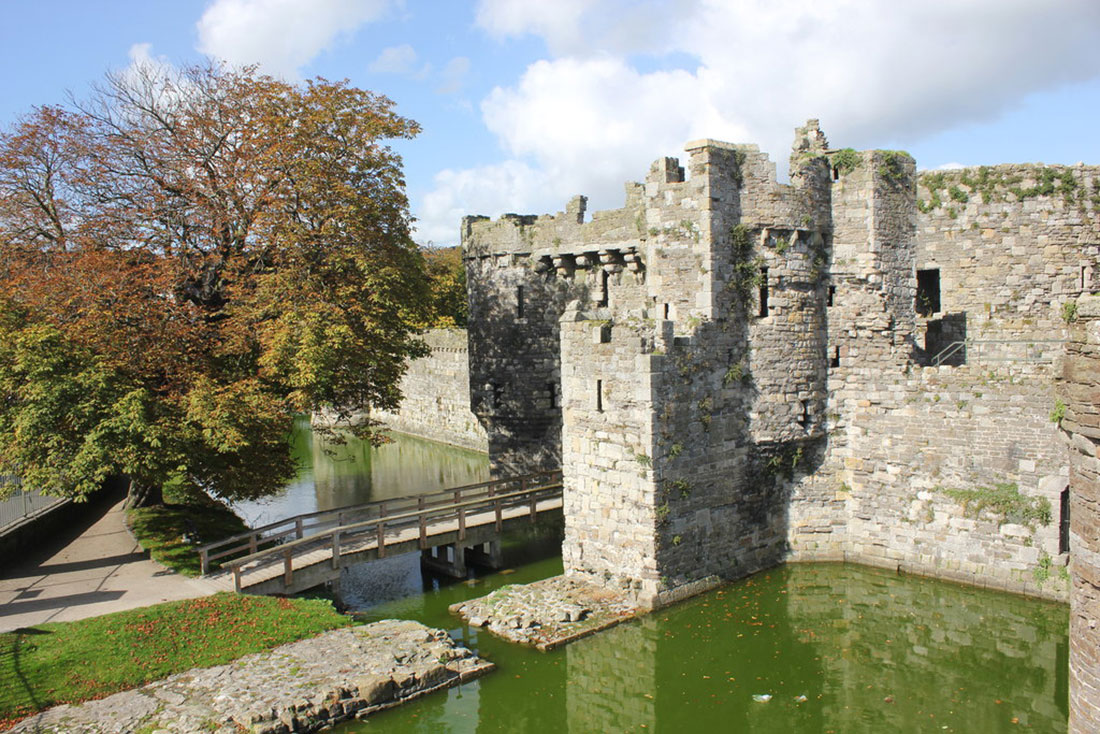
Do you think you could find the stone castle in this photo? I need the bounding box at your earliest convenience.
[381,120,1099,730]
[461,118,1096,607]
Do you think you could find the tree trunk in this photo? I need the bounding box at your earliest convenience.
[123,478,164,509]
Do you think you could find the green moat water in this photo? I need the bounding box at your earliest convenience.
[246,425,1069,732]
[341,562,1067,733]
[232,419,490,527]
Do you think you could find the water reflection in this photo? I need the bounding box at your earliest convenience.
[232,418,490,527]
[352,564,1068,734]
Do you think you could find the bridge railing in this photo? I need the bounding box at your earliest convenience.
[200,470,562,581]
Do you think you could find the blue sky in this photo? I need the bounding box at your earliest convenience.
[3,0,1099,245]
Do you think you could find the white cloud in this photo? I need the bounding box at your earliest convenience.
[474,0,591,54]
[415,161,553,244]
[368,44,430,78]
[197,0,394,78]
[436,56,471,95]
[416,0,1100,243]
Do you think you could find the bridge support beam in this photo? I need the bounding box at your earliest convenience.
[421,543,468,578]
[420,540,504,579]
[465,540,504,571]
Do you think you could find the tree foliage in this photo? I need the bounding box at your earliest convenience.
[0,62,430,506]
[421,245,468,328]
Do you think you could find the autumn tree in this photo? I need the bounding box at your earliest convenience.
[0,62,430,507]
[421,245,468,328]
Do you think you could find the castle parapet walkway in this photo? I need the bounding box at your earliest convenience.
[199,470,563,596]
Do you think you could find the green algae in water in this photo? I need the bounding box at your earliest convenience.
[338,563,1068,733]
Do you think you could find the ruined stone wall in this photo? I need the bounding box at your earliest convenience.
[463,193,646,476]
[789,156,1085,601]
[787,148,920,562]
[553,129,840,609]
[462,122,1099,617]
[1060,294,1100,734]
[832,366,1069,600]
[371,329,487,451]
[914,165,1100,364]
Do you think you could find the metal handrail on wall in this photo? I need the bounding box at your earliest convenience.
[929,339,1064,367]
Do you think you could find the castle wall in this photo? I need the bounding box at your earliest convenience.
[914,165,1099,363]
[820,366,1069,599]
[546,129,840,609]
[371,329,487,451]
[462,192,648,476]
[461,122,1099,616]
[1059,294,1100,733]
[786,158,1093,601]
[788,148,920,562]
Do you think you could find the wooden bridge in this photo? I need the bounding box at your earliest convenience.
[198,470,563,596]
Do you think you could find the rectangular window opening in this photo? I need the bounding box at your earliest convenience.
[516,285,525,318]
[830,346,840,368]
[663,302,670,320]
[598,270,610,307]
[758,267,770,318]
[1059,487,1071,555]
[797,399,810,427]
[596,379,604,413]
[916,268,940,316]
[827,285,836,307]
[548,382,558,409]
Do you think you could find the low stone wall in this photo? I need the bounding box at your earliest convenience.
[373,329,488,452]
[1060,295,1100,734]
[10,619,493,734]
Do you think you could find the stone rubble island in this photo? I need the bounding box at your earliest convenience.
[9,619,493,734]
[450,575,637,650]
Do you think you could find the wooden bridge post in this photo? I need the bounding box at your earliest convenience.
[490,485,502,531]
[199,548,209,575]
[233,565,242,593]
[331,531,341,569]
[418,496,427,548]
[295,517,303,539]
[283,549,293,585]
[377,522,386,558]
[526,477,537,522]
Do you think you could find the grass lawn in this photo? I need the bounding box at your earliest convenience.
[127,482,250,577]
[0,593,351,728]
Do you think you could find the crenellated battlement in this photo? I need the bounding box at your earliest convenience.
[460,118,1097,613]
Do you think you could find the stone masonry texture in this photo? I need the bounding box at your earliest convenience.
[1060,295,1100,734]
[459,120,1099,615]
[372,328,488,451]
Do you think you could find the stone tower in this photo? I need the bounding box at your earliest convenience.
[464,121,918,609]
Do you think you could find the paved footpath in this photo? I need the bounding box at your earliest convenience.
[0,495,221,633]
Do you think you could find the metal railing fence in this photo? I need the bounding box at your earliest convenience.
[0,481,65,533]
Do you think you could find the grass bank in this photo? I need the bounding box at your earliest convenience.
[0,593,351,728]
[127,482,249,577]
